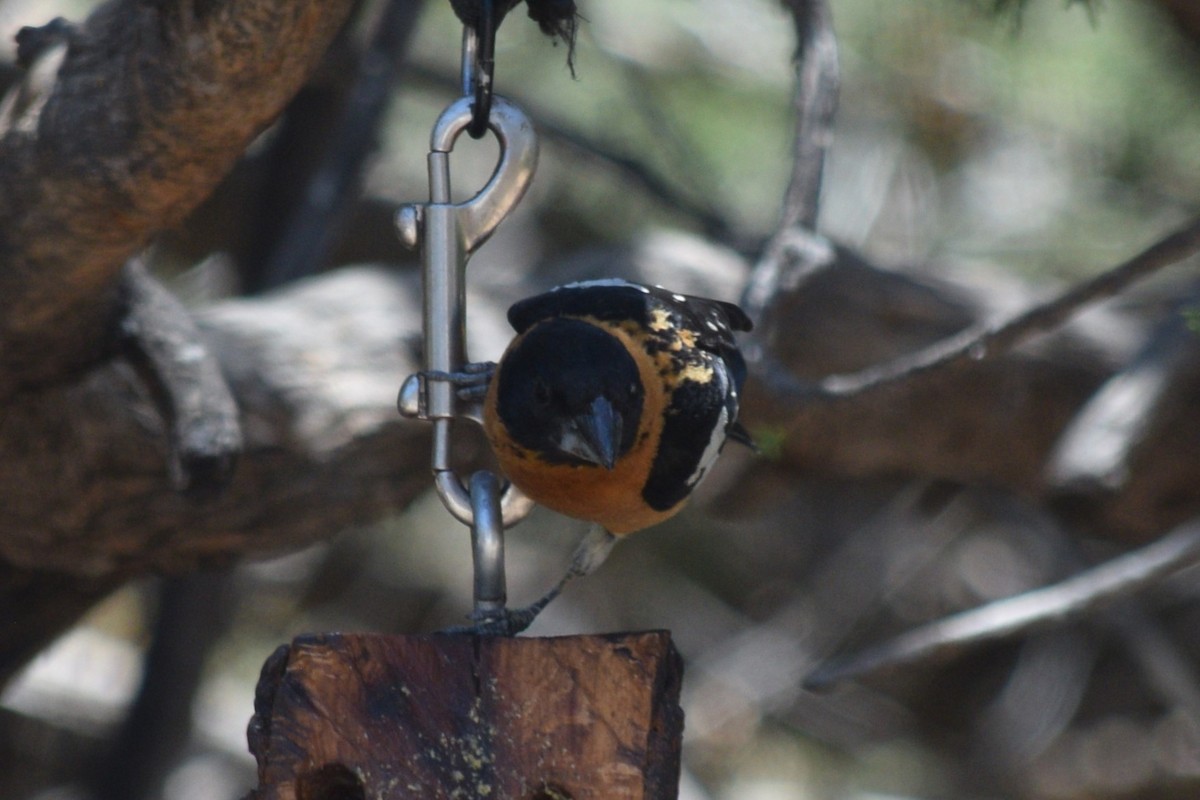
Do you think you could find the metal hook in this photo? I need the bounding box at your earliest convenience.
[461,3,496,140]
[395,95,538,535]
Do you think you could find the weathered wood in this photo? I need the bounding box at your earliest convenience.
[246,632,684,800]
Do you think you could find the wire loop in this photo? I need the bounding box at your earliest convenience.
[461,0,496,140]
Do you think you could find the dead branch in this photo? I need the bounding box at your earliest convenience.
[118,260,242,495]
[735,221,1200,540]
[258,0,425,290]
[0,268,443,681]
[1048,305,1200,493]
[741,0,839,323]
[789,217,1200,401]
[805,514,1200,689]
[776,0,839,235]
[0,0,358,394]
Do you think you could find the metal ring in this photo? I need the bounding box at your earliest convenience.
[436,469,535,529]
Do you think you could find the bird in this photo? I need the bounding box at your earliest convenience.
[468,278,754,632]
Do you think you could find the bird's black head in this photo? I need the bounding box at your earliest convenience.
[495,318,643,469]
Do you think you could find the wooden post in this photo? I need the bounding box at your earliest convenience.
[245,631,684,800]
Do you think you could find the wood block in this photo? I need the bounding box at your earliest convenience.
[245,631,684,800]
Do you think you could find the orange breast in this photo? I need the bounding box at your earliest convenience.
[483,322,683,535]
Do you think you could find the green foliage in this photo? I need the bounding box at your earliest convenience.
[1184,306,1200,334]
[984,0,1101,24]
[750,425,788,461]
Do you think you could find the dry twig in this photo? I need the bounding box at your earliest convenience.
[806,514,1200,688]
[776,0,839,234]
[759,217,1200,403]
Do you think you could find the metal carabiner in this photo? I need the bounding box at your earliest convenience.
[395,93,538,612]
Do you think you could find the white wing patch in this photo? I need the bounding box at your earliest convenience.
[687,405,728,489]
[686,366,732,488]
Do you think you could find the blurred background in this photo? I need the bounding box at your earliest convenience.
[2,0,1200,797]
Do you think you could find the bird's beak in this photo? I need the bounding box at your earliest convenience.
[560,396,622,469]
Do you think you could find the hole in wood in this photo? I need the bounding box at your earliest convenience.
[295,763,365,800]
[527,784,574,800]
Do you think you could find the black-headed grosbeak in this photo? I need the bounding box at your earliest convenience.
[475,279,754,628]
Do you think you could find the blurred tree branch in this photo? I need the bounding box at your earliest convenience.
[0,267,440,679]
[1145,0,1200,50]
[776,0,838,235]
[118,259,242,495]
[742,0,838,323]
[781,217,1200,402]
[806,514,1200,688]
[0,0,363,679]
[801,513,1200,690]
[0,0,358,393]
[737,219,1200,543]
[2,0,1200,706]
[256,0,427,291]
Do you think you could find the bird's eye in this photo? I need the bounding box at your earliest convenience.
[628,382,638,397]
[532,378,552,406]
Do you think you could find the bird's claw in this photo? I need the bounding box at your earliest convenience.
[466,606,542,637]
[424,361,495,402]
[440,578,569,637]
[440,604,540,637]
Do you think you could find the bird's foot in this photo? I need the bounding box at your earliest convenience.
[438,527,616,637]
[424,361,495,402]
[441,582,566,637]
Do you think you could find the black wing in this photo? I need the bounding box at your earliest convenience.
[510,280,751,338]
[641,285,752,394]
[507,280,656,333]
[507,279,754,393]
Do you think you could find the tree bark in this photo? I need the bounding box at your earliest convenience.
[0,267,452,679]
[0,0,359,394]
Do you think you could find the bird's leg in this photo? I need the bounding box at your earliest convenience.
[455,526,618,637]
[424,361,495,402]
[726,420,758,452]
[565,524,619,578]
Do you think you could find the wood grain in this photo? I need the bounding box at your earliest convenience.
[247,632,684,800]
